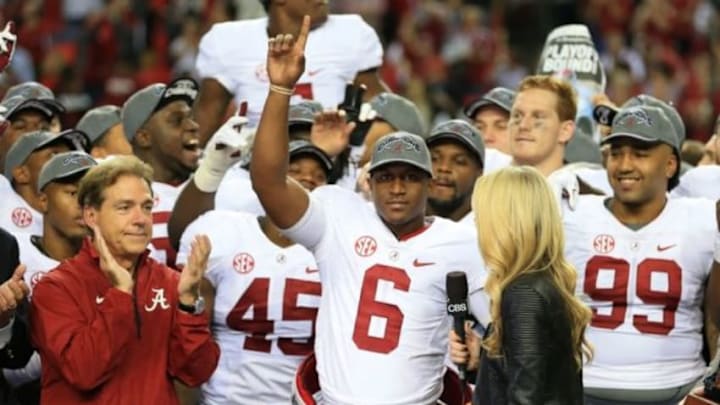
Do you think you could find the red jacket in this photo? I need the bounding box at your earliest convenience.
[30,238,220,404]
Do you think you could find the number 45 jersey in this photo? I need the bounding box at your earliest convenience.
[564,195,716,390]
[178,211,321,405]
[283,186,488,405]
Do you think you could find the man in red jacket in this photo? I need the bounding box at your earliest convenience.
[30,155,219,404]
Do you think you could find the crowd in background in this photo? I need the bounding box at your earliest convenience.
[2,0,720,141]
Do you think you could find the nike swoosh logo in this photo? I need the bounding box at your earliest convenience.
[413,259,435,267]
[657,244,676,252]
[305,267,320,274]
[96,296,105,304]
[307,69,322,76]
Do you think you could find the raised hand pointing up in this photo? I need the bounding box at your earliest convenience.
[266,15,311,91]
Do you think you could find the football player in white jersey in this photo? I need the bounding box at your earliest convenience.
[564,105,716,404]
[1,130,87,236]
[5,151,97,395]
[0,83,67,235]
[177,140,332,404]
[425,120,484,227]
[194,0,386,144]
[122,78,201,267]
[251,18,486,404]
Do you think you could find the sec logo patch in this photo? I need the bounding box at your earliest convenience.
[354,236,377,257]
[593,234,615,254]
[11,207,32,228]
[233,253,255,274]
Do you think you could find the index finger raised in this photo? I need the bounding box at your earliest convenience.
[295,15,311,52]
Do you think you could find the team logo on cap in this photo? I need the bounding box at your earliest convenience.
[233,253,255,274]
[11,207,32,228]
[618,109,653,128]
[377,136,421,154]
[62,154,94,167]
[164,79,198,100]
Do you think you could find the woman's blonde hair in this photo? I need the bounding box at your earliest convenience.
[472,166,592,367]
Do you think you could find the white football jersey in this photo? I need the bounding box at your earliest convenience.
[16,235,59,299]
[214,165,264,215]
[564,195,715,389]
[484,148,512,174]
[150,181,184,267]
[177,211,321,405]
[458,211,475,228]
[561,162,612,195]
[671,165,720,200]
[0,177,42,236]
[283,186,488,404]
[196,14,383,126]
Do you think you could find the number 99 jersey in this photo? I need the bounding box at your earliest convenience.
[563,195,716,390]
[178,211,321,404]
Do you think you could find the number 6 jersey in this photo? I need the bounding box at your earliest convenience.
[563,195,716,390]
[283,186,488,405]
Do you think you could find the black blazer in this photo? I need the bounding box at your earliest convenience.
[0,228,33,368]
[0,228,36,405]
[474,272,584,405]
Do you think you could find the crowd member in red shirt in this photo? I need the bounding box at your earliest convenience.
[29,155,219,404]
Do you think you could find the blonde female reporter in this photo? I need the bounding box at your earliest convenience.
[451,166,592,404]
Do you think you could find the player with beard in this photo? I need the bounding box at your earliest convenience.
[122,78,201,267]
[194,0,386,143]
[426,120,484,227]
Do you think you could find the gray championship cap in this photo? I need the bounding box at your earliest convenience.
[1,81,65,120]
[37,151,97,192]
[426,119,485,166]
[288,100,323,127]
[76,105,124,144]
[370,93,427,137]
[121,77,198,141]
[463,87,516,118]
[565,116,602,164]
[602,105,679,152]
[4,129,89,179]
[288,140,333,174]
[622,94,685,145]
[368,131,432,176]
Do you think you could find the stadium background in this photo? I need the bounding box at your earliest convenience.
[2,0,718,142]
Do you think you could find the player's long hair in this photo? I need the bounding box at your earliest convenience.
[472,166,592,368]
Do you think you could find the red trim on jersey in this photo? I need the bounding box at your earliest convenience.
[397,219,433,242]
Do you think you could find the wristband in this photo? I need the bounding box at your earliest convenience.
[269,84,294,96]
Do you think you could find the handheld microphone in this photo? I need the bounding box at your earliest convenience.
[446,271,469,381]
